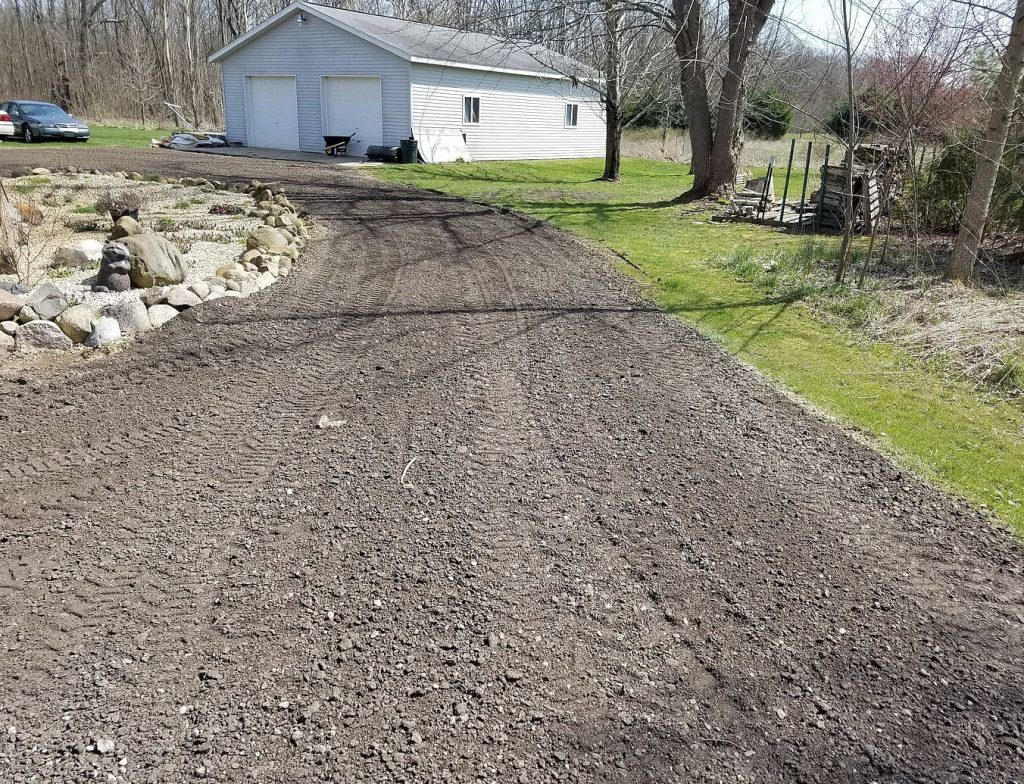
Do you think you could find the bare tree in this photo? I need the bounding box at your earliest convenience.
[947,0,1024,281]
[671,0,776,198]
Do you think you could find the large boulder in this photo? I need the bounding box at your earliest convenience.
[0,331,13,351]
[120,234,190,288]
[245,226,289,254]
[147,304,179,328]
[15,320,74,352]
[84,317,122,348]
[108,296,151,334]
[0,290,24,321]
[25,281,69,320]
[51,239,103,269]
[110,216,143,239]
[56,302,103,344]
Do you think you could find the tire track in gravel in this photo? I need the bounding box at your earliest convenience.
[0,149,1021,783]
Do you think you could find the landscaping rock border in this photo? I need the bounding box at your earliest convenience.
[0,172,309,357]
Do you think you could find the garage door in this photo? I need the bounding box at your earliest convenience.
[322,76,382,157]
[247,76,299,151]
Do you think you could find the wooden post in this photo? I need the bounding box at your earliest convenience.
[778,137,796,226]
[814,143,832,234]
[796,141,813,234]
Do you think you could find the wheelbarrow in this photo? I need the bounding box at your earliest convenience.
[323,134,356,157]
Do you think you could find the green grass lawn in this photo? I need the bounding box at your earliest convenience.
[2,125,167,149]
[374,157,1024,535]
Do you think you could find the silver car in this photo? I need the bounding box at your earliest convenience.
[0,101,90,142]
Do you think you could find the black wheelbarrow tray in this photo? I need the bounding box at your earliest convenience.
[323,135,355,157]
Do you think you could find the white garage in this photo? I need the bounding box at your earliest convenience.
[245,76,299,150]
[321,76,382,157]
[209,1,605,161]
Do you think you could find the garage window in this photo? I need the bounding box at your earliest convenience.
[463,96,480,124]
[564,103,579,127]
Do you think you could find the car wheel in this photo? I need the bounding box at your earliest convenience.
[23,125,34,143]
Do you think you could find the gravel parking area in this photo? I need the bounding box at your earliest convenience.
[0,148,1021,783]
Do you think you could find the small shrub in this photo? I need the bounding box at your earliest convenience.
[154,216,178,232]
[209,203,244,216]
[72,204,97,214]
[49,266,75,279]
[70,219,103,233]
[95,188,145,221]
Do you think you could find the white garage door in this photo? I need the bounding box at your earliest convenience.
[247,76,299,151]
[322,76,382,157]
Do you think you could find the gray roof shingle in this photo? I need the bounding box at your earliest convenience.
[308,3,596,79]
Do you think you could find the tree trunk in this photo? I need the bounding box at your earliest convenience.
[947,0,1024,282]
[601,0,622,182]
[673,0,776,199]
[835,0,857,283]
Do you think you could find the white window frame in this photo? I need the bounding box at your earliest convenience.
[463,96,480,125]
[564,103,579,128]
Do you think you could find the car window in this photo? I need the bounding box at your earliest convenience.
[21,102,68,119]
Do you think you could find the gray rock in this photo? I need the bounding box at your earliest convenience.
[245,226,290,253]
[110,215,143,239]
[15,320,74,352]
[0,290,24,321]
[52,239,103,269]
[206,277,227,292]
[140,287,167,307]
[255,272,275,290]
[56,303,103,343]
[1,320,17,336]
[166,287,202,309]
[189,281,211,300]
[148,304,179,328]
[0,282,29,295]
[0,331,13,350]
[238,277,260,296]
[121,234,190,288]
[109,296,151,334]
[17,305,39,324]
[84,317,122,348]
[25,281,68,320]
[95,738,115,755]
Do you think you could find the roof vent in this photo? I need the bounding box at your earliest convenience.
[296,12,306,24]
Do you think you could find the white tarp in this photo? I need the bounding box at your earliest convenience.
[412,127,472,164]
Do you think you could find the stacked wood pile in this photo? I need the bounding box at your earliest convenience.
[816,166,881,233]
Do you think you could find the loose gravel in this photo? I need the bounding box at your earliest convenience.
[0,148,1021,783]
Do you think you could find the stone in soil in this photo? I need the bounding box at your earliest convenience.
[25,281,68,320]
[84,316,122,348]
[15,320,74,352]
[147,303,179,328]
[109,296,151,334]
[0,290,23,321]
[56,302,103,343]
[52,239,103,269]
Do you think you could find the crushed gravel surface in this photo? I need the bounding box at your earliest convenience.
[0,148,1021,783]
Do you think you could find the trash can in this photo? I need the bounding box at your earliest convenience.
[400,138,418,164]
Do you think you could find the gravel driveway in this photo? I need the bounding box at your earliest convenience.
[1,149,1021,782]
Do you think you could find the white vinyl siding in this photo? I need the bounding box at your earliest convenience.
[219,11,410,152]
[410,63,604,161]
